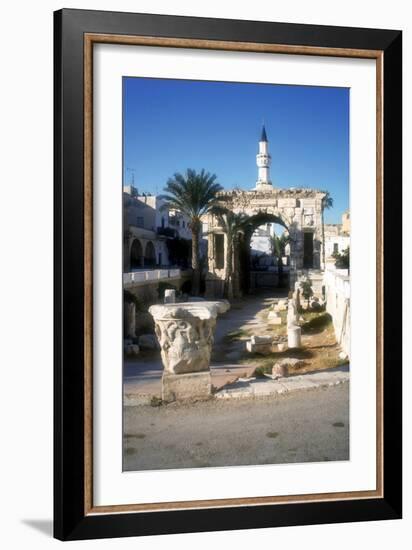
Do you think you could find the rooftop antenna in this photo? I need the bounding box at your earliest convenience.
[126,167,136,186]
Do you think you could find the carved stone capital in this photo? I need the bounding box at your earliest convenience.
[149,301,230,375]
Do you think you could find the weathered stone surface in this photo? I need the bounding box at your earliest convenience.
[246,334,287,354]
[164,288,176,304]
[149,301,230,375]
[138,334,158,350]
[246,335,273,355]
[287,325,302,348]
[162,371,212,403]
[250,335,272,344]
[277,357,306,369]
[287,300,299,327]
[272,363,288,379]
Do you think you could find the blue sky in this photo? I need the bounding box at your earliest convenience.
[123,77,349,224]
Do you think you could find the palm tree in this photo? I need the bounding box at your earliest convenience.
[209,207,250,299]
[270,232,290,259]
[161,169,222,295]
[270,232,291,287]
[321,191,333,268]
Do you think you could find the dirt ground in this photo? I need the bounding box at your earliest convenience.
[215,293,347,377]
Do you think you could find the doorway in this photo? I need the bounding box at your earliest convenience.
[303,232,314,268]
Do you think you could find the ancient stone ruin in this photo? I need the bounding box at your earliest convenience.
[149,301,230,402]
[205,187,326,298]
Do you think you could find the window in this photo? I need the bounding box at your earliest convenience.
[333,243,339,254]
[136,216,144,228]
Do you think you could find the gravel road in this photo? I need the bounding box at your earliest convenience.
[123,383,349,471]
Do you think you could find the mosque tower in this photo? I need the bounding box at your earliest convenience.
[255,124,273,190]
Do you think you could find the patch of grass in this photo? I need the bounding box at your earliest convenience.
[242,347,315,371]
[223,328,249,344]
[254,365,272,378]
[301,313,332,335]
[150,396,163,407]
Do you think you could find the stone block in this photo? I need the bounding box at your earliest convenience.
[272,363,288,379]
[162,371,212,403]
[268,316,282,325]
[278,198,297,208]
[246,340,273,355]
[164,289,176,304]
[250,335,273,344]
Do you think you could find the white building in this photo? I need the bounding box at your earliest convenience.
[123,190,172,271]
[324,212,350,263]
[168,209,192,240]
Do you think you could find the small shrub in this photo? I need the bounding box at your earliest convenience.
[300,277,313,309]
[254,365,272,378]
[332,247,350,269]
[150,396,163,407]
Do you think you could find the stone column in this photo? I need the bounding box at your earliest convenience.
[287,300,299,327]
[288,325,302,349]
[125,302,136,339]
[149,300,230,402]
[164,289,176,304]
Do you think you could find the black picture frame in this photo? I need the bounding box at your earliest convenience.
[54,8,402,541]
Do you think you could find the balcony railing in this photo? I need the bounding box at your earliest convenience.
[123,268,184,286]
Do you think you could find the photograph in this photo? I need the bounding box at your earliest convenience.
[122,77,351,472]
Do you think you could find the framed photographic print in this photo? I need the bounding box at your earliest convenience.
[54,8,402,541]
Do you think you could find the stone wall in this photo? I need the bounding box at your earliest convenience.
[205,187,326,297]
[324,266,350,358]
[124,269,192,335]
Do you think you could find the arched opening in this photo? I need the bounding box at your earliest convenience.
[144,241,156,267]
[130,239,143,270]
[239,212,291,293]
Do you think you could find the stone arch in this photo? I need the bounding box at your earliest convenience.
[205,188,325,297]
[243,211,291,291]
[144,241,156,267]
[130,238,143,269]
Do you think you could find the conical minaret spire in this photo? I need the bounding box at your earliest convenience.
[255,124,273,190]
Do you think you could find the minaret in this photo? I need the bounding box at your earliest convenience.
[255,124,273,190]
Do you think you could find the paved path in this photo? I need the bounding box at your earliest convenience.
[123,383,349,471]
[216,365,349,399]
